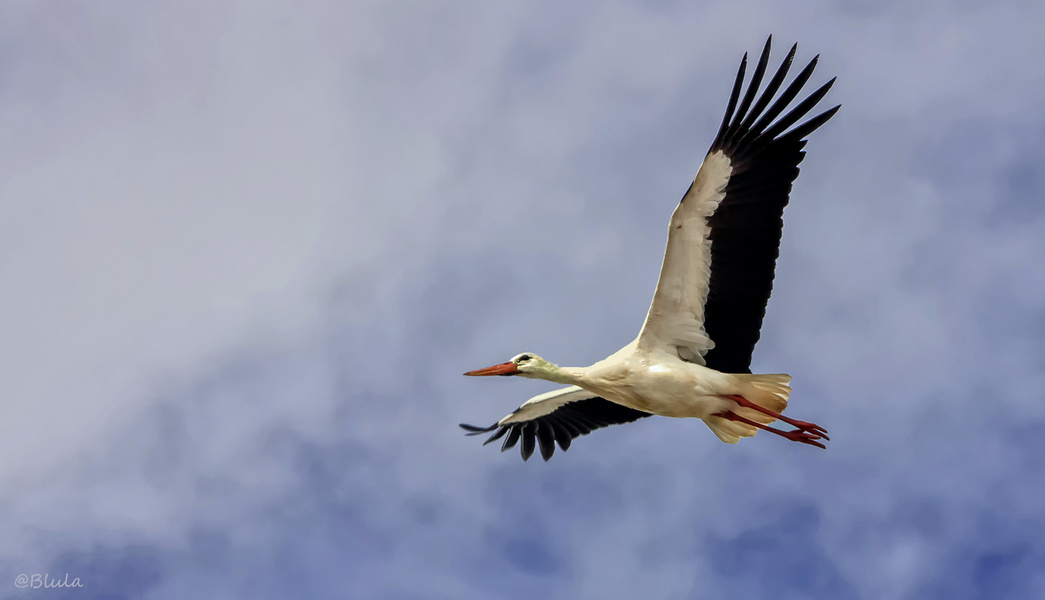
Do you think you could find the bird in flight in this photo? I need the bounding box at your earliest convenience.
[461,36,839,461]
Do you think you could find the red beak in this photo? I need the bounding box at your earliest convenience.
[463,361,519,376]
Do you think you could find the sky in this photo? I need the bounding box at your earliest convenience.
[2,1,1044,598]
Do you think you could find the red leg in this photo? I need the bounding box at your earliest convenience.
[722,394,829,440]
[715,410,827,449]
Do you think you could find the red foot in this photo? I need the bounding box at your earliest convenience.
[715,410,827,449]
[722,394,829,440]
[779,428,827,450]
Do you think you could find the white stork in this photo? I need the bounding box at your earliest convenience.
[461,36,838,461]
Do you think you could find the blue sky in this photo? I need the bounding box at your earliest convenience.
[2,1,1044,598]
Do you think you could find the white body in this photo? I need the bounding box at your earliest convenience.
[564,342,736,419]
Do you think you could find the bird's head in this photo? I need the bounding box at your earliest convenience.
[463,353,555,379]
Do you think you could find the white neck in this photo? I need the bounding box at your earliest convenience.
[527,364,585,386]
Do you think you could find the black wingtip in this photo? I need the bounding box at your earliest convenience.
[464,397,654,462]
[805,55,820,75]
[726,38,774,144]
[520,425,536,461]
[536,424,556,461]
[459,422,497,435]
[483,426,510,446]
[501,426,521,452]
[713,52,750,149]
[780,103,841,142]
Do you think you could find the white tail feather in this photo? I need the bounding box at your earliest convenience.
[704,415,755,443]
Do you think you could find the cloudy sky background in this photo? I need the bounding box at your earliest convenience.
[2,1,1044,598]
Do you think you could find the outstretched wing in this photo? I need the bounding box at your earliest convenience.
[460,386,651,461]
[635,36,839,373]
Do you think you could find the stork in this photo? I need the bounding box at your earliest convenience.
[461,36,838,461]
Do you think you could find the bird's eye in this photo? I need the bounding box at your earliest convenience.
[517,354,532,362]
